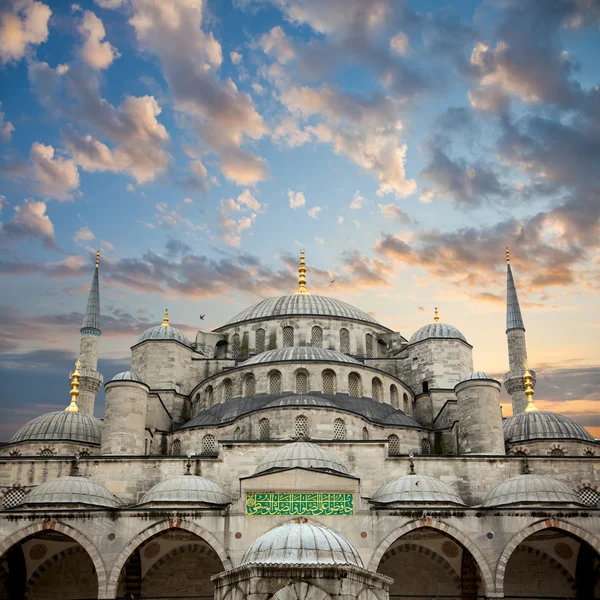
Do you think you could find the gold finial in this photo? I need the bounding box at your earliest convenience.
[65,359,81,413]
[297,250,308,295]
[434,307,439,323]
[95,249,100,267]
[505,246,510,264]
[523,361,538,413]
[161,309,170,327]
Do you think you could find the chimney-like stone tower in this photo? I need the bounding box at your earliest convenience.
[76,250,104,415]
[503,248,535,415]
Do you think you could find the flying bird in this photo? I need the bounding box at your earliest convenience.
[199,314,205,320]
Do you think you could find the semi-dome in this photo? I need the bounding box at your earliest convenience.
[409,322,467,344]
[241,522,363,566]
[17,476,120,508]
[110,371,144,383]
[481,474,583,507]
[459,371,494,383]
[11,411,101,445]
[138,475,230,506]
[243,347,360,366]
[218,294,383,328]
[371,474,465,505]
[255,441,348,475]
[503,411,594,443]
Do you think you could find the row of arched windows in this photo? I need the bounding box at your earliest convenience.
[387,435,431,456]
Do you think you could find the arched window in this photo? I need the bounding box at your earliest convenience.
[268,370,282,395]
[234,427,241,440]
[377,339,387,357]
[584,449,595,457]
[255,328,266,354]
[78,451,90,457]
[348,372,362,397]
[242,374,256,398]
[578,487,600,507]
[362,427,369,440]
[365,333,374,358]
[311,326,323,347]
[295,415,308,439]
[206,386,214,407]
[295,370,309,394]
[259,418,270,440]
[422,381,429,393]
[371,377,383,402]
[339,328,350,354]
[388,434,400,456]
[421,438,431,455]
[222,379,233,403]
[403,392,409,413]
[283,326,294,347]
[322,369,336,395]
[390,384,399,408]
[2,488,27,509]
[202,434,217,455]
[550,448,565,457]
[215,340,227,358]
[39,448,53,457]
[231,333,241,358]
[333,418,346,440]
[172,439,181,455]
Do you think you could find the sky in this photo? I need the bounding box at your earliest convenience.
[0,0,599,440]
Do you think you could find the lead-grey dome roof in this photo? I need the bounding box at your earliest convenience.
[459,371,493,383]
[138,475,231,506]
[138,324,191,347]
[409,322,467,344]
[244,347,360,366]
[481,474,583,507]
[11,411,101,445]
[110,371,144,383]
[17,476,120,508]
[255,441,348,475]
[503,411,594,443]
[219,294,381,328]
[371,474,465,505]
[241,522,363,566]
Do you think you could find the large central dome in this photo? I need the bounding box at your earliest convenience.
[217,294,381,329]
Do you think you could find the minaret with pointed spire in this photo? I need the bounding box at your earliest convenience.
[503,247,535,415]
[76,250,104,415]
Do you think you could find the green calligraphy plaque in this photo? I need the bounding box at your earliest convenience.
[245,492,354,516]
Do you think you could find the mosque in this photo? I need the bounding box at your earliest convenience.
[0,248,598,600]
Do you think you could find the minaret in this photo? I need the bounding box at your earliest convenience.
[76,250,104,415]
[503,247,535,415]
[297,250,308,295]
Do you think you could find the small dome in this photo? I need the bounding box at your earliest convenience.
[11,411,101,445]
[138,475,231,505]
[459,371,493,383]
[138,324,191,347]
[18,476,120,508]
[110,371,144,383]
[241,522,363,566]
[244,347,360,366]
[482,474,583,507]
[371,474,464,505]
[409,323,467,344]
[503,411,594,443]
[255,442,348,475]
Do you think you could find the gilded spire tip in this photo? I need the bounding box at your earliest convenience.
[434,307,439,323]
[297,250,308,295]
[65,359,81,413]
[95,249,100,268]
[161,308,170,327]
[523,361,537,413]
[505,246,510,264]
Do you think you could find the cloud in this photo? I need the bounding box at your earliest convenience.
[93,0,124,8]
[338,249,393,289]
[288,189,306,209]
[0,199,57,249]
[78,10,120,70]
[259,26,296,63]
[74,226,94,245]
[307,206,321,219]
[0,0,51,64]
[30,142,80,200]
[315,236,325,245]
[230,51,242,65]
[218,190,264,247]
[349,190,365,210]
[0,103,15,141]
[390,32,409,55]
[378,203,410,222]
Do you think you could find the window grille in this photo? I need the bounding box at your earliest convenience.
[259,418,270,440]
[255,328,266,354]
[39,449,53,457]
[372,378,382,402]
[2,488,27,509]
[243,374,256,398]
[78,451,90,457]
[362,427,369,440]
[322,370,336,395]
[234,427,241,440]
[295,415,308,439]
[348,373,361,397]
[390,385,399,409]
[421,438,431,455]
[333,418,346,440]
[584,450,595,457]
[550,448,565,457]
[296,371,308,394]
[311,326,323,347]
[578,487,600,507]
[283,326,294,347]
[388,435,400,456]
[340,328,350,354]
[365,334,374,358]
[231,333,241,358]
[202,434,217,455]
[513,450,527,457]
[206,386,214,406]
[222,379,233,403]
[172,439,181,455]
[269,370,282,395]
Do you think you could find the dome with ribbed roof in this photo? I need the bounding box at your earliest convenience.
[459,371,494,383]
[138,324,191,347]
[244,347,360,366]
[371,474,465,505]
[503,411,594,443]
[481,474,583,507]
[241,522,363,566]
[138,475,231,506]
[17,476,120,508]
[110,371,145,383]
[255,442,348,475]
[11,411,101,445]
[409,322,467,344]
